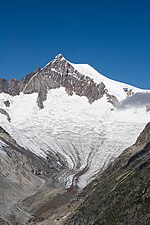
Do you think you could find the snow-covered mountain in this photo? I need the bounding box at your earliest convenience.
[0,54,150,190]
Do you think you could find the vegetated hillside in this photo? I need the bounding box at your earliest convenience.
[65,122,150,225]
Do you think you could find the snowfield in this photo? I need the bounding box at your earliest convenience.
[0,62,149,189]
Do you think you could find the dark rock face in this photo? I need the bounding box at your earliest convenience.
[37,86,47,109]
[0,54,106,108]
[135,122,150,147]
[123,87,134,96]
[4,100,10,107]
[0,108,11,122]
[0,78,20,96]
[0,79,9,94]
[0,218,10,225]
[106,93,119,107]
[65,122,150,225]
[41,54,106,104]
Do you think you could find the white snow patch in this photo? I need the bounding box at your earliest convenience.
[71,63,148,101]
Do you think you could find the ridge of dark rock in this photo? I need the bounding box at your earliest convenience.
[23,54,107,107]
[0,108,11,122]
[0,55,107,108]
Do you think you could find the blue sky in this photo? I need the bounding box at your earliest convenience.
[0,0,150,89]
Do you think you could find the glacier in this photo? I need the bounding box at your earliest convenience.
[0,55,149,189]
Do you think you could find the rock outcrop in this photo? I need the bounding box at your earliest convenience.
[0,78,20,96]
[0,54,106,108]
[106,92,119,107]
[0,108,11,122]
[3,100,10,107]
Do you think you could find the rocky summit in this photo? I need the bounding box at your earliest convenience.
[0,54,150,224]
[0,54,106,109]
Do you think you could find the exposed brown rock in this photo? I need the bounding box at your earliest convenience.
[106,93,119,107]
[0,54,106,109]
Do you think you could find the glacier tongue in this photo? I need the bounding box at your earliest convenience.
[0,86,149,188]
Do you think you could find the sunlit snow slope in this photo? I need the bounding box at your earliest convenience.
[0,57,149,189]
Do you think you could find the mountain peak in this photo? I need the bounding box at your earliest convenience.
[54,53,65,60]
[44,53,65,68]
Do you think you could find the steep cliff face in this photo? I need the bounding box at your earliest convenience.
[0,70,40,96]
[23,54,107,108]
[0,78,20,96]
[0,54,106,109]
[65,122,150,225]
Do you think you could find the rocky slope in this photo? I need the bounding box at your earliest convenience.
[65,122,150,225]
[0,126,68,224]
[0,54,106,109]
